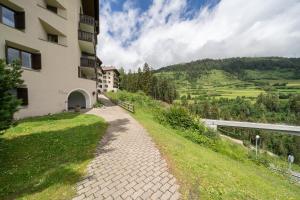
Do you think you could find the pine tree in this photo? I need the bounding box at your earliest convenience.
[0,60,23,131]
[142,63,152,95]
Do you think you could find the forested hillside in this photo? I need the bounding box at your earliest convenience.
[153,57,300,164]
[155,57,300,100]
[157,57,300,80]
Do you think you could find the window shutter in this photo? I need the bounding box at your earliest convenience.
[15,12,25,29]
[32,53,41,70]
[17,88,28,106]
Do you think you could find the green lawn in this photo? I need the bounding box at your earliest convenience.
[0,113,107,200]
[133,107,300,200]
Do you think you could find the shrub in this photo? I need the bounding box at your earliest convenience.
[248,151,271,167]
[93,101,103,108]
[160,106,201,131]
[203,126,219,139]
[0,60,23,131]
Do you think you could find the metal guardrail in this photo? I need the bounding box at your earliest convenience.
[80,57,96,68]
[80,14,95,26]
[78,30,95,43]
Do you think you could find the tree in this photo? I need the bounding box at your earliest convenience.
[118,66,178,104]
[0,59,23,131]
[289,94,300,114]
[142,63,152,95]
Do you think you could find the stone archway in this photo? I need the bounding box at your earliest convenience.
[67,89,91,110]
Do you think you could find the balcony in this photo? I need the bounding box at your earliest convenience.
[78,30,95,42]
[79,14,96,33]
[80,57,96,68]
[78,67,96,81]
[78,30,95,54]
[113,83,119,88]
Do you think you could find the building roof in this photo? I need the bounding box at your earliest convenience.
[102,66,120,75]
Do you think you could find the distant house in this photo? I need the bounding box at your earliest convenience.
[98,66,120,93]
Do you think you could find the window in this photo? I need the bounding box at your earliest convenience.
[0,5,25,29]
[46,5,58,14]
[17,88,28,106]
[21,51,32,68]
[1,5,15,27]
[10,88,28,106]
[7,47,20,63]
[6,47,41,70]
[47,34,58,43]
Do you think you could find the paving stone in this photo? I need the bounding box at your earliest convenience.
[151,190,163,199]
[72,95,180,200]
[160,183,171,193]
[161,191,173,200]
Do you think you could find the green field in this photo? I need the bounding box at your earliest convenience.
[156,69,300,100]
[0,113,107,200]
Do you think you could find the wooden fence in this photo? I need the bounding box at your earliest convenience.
[113,100,135,113]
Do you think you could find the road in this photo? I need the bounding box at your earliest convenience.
[202,119,300,136]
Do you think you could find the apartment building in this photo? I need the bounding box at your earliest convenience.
[98,66,120,93]
[0,0,101,118]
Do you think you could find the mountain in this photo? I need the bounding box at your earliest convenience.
[155,57,300,99]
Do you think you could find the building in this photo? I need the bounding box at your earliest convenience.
[0,0,101,118]
[98,66,120,92]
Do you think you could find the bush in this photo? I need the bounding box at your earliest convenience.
[248,151,271,167]
[0,60,23,131]
[93,101,103,108]
[158,106,220,140]
[159,106,202,131]
[203,126,219,139]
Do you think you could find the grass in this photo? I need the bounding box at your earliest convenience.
[108,91,300,200]
[156,70,300,100]
[0,112,107,200]
[136,108,300,200]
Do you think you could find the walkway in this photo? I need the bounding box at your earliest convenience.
[73,95,180,200]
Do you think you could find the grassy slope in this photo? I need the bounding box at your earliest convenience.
[134,107,300,200]
[156,69,300,99]
[0,113,107,200]
[107,91,300,199]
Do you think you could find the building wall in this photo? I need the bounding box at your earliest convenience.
[0,0,98,118]
[98,69,119,92]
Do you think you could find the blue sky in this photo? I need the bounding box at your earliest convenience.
[109,0,220,17]
[98,0,300,70]
[104,0,220,45]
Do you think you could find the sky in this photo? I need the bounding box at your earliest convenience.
[97,0,300,71]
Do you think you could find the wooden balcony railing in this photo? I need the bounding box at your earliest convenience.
[80,14,95,26]
[78,30,95,43]
[80,57,96,68]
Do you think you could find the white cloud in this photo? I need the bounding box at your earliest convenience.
[97,0,300,71]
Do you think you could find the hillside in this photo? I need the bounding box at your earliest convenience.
[107,91,300,200]
[155,57,300,99]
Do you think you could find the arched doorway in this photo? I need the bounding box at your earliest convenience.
[67,89,91,110]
